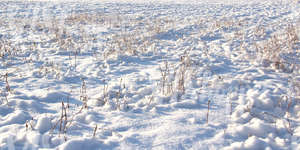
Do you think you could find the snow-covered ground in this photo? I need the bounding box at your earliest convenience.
[0,0,299,149]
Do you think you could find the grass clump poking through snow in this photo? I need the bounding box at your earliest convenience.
[0,73,11,105]
[254,24,299,72]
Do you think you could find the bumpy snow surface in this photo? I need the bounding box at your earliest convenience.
[0,0,300,149]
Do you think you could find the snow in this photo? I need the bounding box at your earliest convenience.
[0,0,300,149]
[36,115,52,134]
[59,138,112,150]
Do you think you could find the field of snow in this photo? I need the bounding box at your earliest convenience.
[0,0,300,149]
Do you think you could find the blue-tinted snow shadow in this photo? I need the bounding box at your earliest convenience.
[200,33,223,42]
[0,106,14,116]
[13,91,81,105]
[153,29,184,41]
[8,99,56,114]
[37,91,81,104]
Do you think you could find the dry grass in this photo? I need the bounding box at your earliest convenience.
[80,78,88,110]
[159,60,171,96]
[25,119,34,131]
[49,101,69,141]
[0,73,11,105]
[253,24,299,72]
[97,80,109,106]
[93,124,98,137]
[207,100,211,124]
